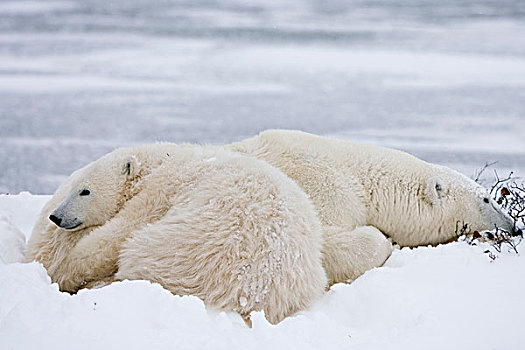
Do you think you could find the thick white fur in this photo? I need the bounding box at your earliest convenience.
[26,145,327,324]
[26,143,182,282]
[228,130,514,250]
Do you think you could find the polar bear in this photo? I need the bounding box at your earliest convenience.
[228,130,517,251]
[26,145,327,325]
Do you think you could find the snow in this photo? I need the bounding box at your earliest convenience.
[1,193,525,349]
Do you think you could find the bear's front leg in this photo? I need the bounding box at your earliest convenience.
[56,190,172,293]
[55,216,127,293]
[322,225,393,286]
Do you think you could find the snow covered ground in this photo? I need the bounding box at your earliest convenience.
[2,193,525,350]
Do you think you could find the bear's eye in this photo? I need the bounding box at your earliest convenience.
[483,197,490,203]
[79,189,91,196]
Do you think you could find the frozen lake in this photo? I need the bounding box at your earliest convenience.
[1,0,525,194]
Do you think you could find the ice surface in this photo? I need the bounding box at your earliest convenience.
[0,1,76,15]
[1,0,525,194]
[2,193,525,349]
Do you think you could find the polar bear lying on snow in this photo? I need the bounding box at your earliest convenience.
[26,145,328,324]
[229,130,516,251]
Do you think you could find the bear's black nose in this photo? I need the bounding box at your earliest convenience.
[49,214,62,226]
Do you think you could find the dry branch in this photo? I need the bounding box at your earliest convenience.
[462,166,525,259]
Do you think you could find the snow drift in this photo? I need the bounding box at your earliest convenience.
[1,192,524,350]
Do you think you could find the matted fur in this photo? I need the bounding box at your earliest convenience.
[26,145,327,324]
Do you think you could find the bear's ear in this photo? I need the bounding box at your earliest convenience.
[424,177,444,206]
[121,156,139,180]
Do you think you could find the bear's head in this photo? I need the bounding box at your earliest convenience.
[48,152,141,231]
[424,166,518,236]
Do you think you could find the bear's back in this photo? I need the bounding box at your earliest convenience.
[117,148,327,325]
